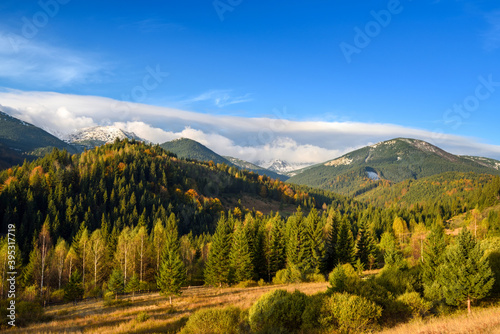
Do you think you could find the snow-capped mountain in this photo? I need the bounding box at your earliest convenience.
[66,126,145,148]
[257,159,314,175]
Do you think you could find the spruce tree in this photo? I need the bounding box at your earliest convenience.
[157,213,186,304]
[336,218,354,265]
[355,225,374,268]
[205,215,233,287]
[301,208,325,274]
[267,216,286,281]
[439,229,494,314]
[230,221,254,283]
[421,223,446,300]
[64,270,84,304]
[126,273,140,298]
[108,269,124,300]
[323,209,340,274]
[285,207,304,267]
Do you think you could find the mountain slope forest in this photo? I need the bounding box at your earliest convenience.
[288,138,500,196]
[1,139,500,332]
[160,137,287,181]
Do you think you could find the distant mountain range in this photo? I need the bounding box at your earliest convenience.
[0,110,78,169]
[160,138,287,181]
[2,110,500,197]
[287,138,500,195]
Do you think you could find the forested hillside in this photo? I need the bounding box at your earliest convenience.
[1,139,500,332]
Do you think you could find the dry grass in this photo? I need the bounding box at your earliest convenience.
[378,305,500,334]
[6,281,500,333]
[6,282,328,333]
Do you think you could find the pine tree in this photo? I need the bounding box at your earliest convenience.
[336,218,354,265]
[157,213,186,304]
[64,270,84,304]
[323,209,340,274]
[204,215,233,287]
[230,221,254,283]
[301,208,325,274]
[285,207,304,267]
[125,273,140,298]
[421,223,446,300]
[108,269,124,300]
[266,216,286,281]
[355,225,374,267]
[439,229,494,314]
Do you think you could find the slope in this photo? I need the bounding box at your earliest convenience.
[0,110,78,168]
[67,125,145,149]
[287,138,500,196]
[160,138,287,180]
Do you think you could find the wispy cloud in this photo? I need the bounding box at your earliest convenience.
[482,11,500,51]
[1,89,500,164]
[0,31,106,86]
[184,89,253,108]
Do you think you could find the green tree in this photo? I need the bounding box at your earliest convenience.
[205,215,233,287]
[108,269,124,300]
[157,213,186,304]
[64,270,84,304]
[337,218,354,265]
[301,208,325,274]
[125,273,140,298]
[230,221,254,283]
[285,207,304,267]
[323,209,340,274]
[266,216,286,281]
[439,229,494,314]
[355,225,374,268]
[421,223,446,300]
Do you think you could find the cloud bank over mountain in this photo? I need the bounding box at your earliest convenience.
[1,89,500,164]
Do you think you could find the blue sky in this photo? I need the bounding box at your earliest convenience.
[1,0,500,163]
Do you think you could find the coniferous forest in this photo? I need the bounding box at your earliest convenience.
[1,139,500,332]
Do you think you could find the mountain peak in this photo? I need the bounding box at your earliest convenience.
[67,125,144,148]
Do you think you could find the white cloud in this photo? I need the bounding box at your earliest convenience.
[1,89,500,163]
[0,31,104,86]
[184,89,253,108]
[483,11,500,51]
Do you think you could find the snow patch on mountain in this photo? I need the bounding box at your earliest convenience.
[66,126,145,146]
[257,159,314,174]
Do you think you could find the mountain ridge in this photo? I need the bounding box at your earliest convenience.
[287,137,500,195]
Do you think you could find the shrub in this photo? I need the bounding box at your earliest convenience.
[248,289,307,333]
[302,292,327,330]
[305,273,326,283]
[328,264,359,293]
[0,300,46,328]
[272,265,303,284]
[396,292,432,318]
[136,311,150,322]
[180,306,246,334]
[322,292,382,333]
[50,289,65,303]
[258,278,266,287]
[235,280,258,288]
[375,265,419,296]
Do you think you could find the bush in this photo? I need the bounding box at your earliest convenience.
[305,273,326,283]
[302,292,327,330]
[258,278,266,287]
[396,292,432,318]
[375,265,419,296]
[0,300,46,328]
[272,265,303,284]
[50,289,65,303]
[328,264,359,293]
[322,292,382,333]
[248,289,307,333]
[180,306,246,334]
[136,311,150,322]
[235,280,258,288]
